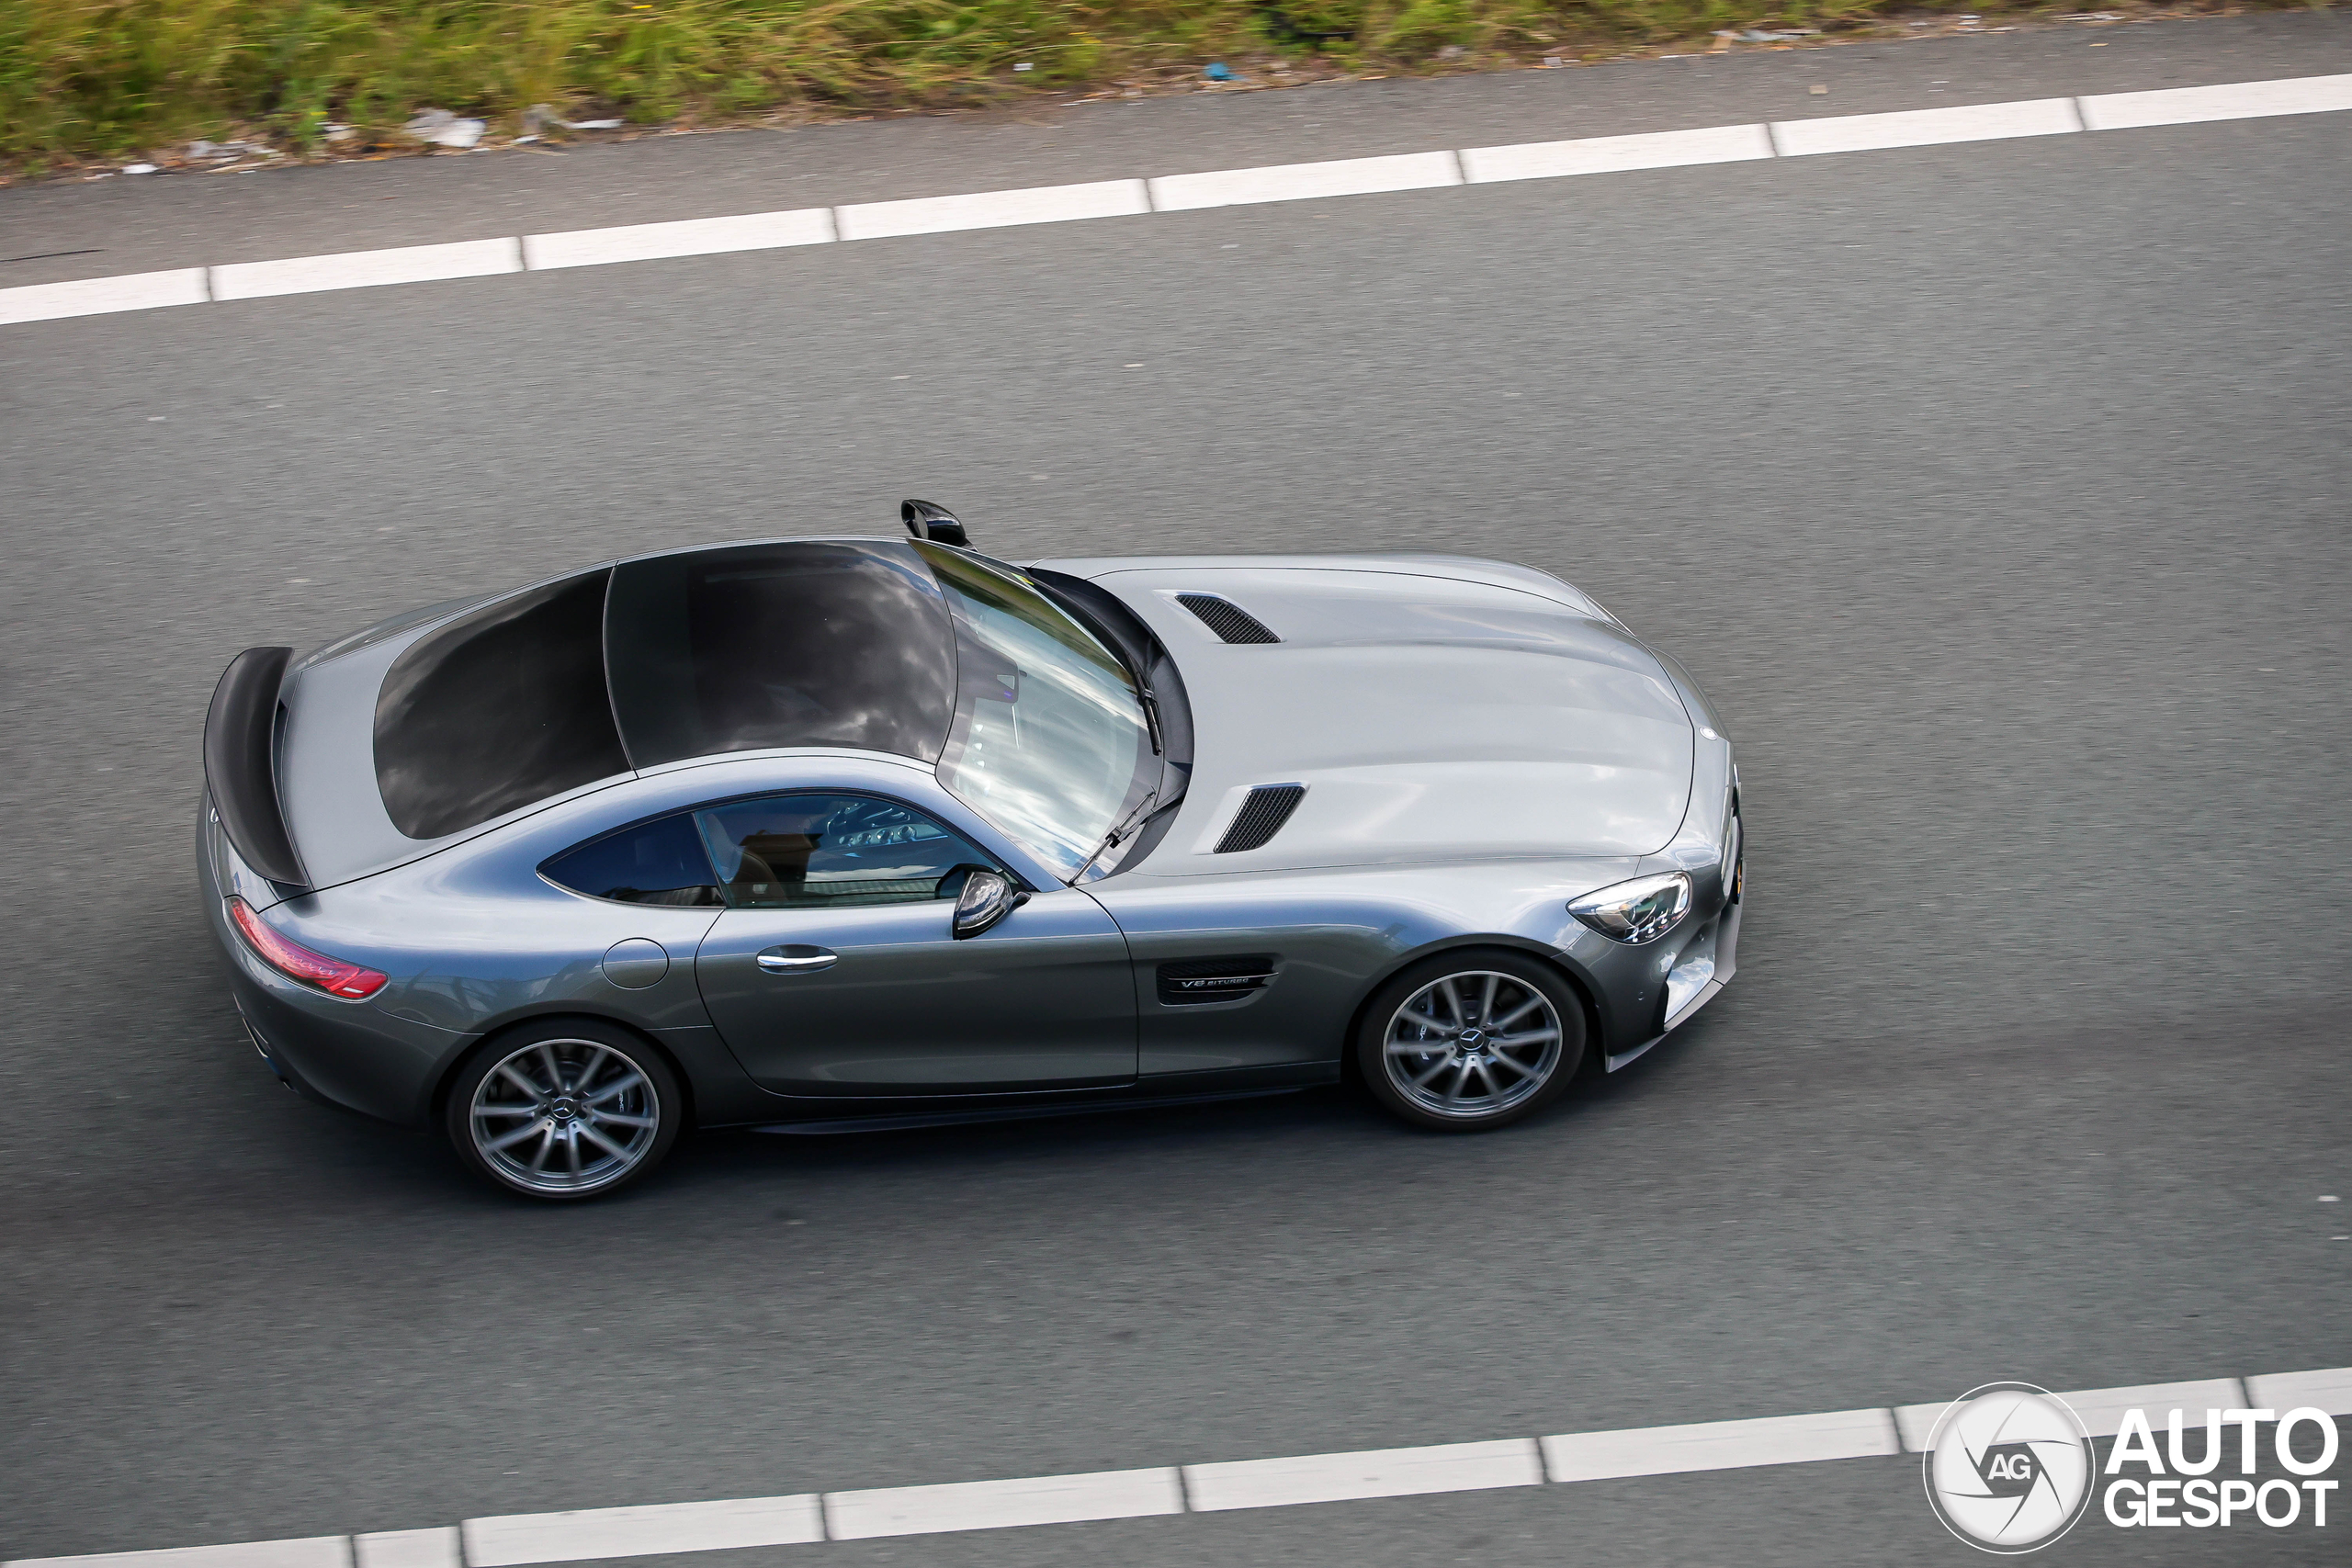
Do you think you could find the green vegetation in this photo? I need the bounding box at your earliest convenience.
[0,1,2207,167]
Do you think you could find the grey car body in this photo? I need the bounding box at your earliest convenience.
[200,525,1739,1194]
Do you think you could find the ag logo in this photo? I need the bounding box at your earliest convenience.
[1977,1443,2046,1495]
[1924,1382,2096,1552]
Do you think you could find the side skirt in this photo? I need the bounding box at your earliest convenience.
[748,1085,1312,1136]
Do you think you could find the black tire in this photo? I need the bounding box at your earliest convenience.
[1354,948,1587,1133]
[444,1018,683,1201]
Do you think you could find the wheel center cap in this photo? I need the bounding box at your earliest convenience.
[549,1097,579,1122]
[1456,1029,1485,1048]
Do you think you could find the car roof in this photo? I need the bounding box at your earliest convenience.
[284,536,972,889]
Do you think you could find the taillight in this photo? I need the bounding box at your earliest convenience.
[226,897,388,999]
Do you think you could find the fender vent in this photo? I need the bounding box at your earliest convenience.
[1177,593,1281,645]
[1157,954,1278,1006]
[1216,784,1306,852]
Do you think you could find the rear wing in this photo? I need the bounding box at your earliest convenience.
[203,647,309,888]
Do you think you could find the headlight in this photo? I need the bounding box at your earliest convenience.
[1568,871,1692,944]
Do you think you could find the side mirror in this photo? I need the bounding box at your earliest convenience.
[902,499,970,547]
[952,870,1026,939]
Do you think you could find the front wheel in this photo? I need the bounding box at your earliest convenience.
[445,1021,682,1201]
[1355,951,1586,1132]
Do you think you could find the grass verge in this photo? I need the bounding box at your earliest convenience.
[0,1,2298,173]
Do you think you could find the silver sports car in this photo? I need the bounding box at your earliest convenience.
[200,503,1741,1201]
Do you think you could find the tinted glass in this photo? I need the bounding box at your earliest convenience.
[695,795,996,909]
[605,542,956,769]
[542,814,722,907]
[375,571,631,840]
[920,545,1155,880]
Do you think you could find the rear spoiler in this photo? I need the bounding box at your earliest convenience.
[203,647,310,888]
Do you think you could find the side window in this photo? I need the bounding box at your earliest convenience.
[542,814,722,907]
[695,795,999,910]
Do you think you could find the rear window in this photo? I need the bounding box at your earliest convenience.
[374,571,630,840]
[604,541,956,769]
[541,814,721,907]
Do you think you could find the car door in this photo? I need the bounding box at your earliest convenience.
[691,793,1136,1095]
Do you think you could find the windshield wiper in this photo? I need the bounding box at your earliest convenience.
[1076,787,1161,881]
[1137,686,1164,756]
[1027,573,1163,755]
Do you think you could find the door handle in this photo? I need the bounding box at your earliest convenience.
[756,945,838,974]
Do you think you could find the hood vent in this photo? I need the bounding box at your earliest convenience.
[1216,784,1306,853]
[1178,592,1281,645]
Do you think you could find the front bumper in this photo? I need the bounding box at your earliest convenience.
[1603,897,1739,1071]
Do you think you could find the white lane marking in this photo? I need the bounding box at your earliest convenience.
[825,1466,1182,1540]
[2246,1366,2352,1416]
[13,1360,2343,1566]
[1542,1407,1898,1482]
[1148,151,1462,212]
[523,209,835,270]
[210,238,524,301]
[349,1529,458,1568]
[835,180,1150,241]
[2049,1378,2250,1440]
[1770,96,2083,158]
[1182,1438,1542,1512]
[1892,1377,2248,1450]
[1461,123,1775,184]
[0,268,209,326]
[2081,72,2352,130]
[7,1540,352,1568]
[7,72,2352,330]
[460,1495,823,1566]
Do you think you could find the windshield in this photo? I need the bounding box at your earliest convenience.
[917,544,1155,880]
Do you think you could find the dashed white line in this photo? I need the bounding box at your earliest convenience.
[1541,1407,1898,1482]
[2247,1366,2352,1417]
[10,1367,2346,1567]
[1769,96,2083,158]
[460,1495,824,1566]
[2079,71,2352,130]
[5,71,2349,330]
[835,179,1151,241]
[2050,1377,2252,1440]
[1182,1437,1543,1511]
[1147,150,1463,212]
[0,267,208,326]
[1461,123,1775,184]
[209,237,523,301]
[824,1465,1183,1540]
[1891,1377,2249,1450]
[523,208,835,270]
[8,1540,352,1568]
[349,1529,459,1568]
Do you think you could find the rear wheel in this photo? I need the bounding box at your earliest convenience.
[1355,950,1585,1132]
[445,1020,681,1201]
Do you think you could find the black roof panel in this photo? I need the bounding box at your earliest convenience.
[375,570,630,840]
[604,539,956,771]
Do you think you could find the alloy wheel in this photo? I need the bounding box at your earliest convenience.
[1380,971,1565,1120]
[468,1037,662,1196]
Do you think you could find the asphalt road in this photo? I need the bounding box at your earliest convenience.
[3,14,2348,1566]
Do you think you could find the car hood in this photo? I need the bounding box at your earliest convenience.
[1039,558,1697,875]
